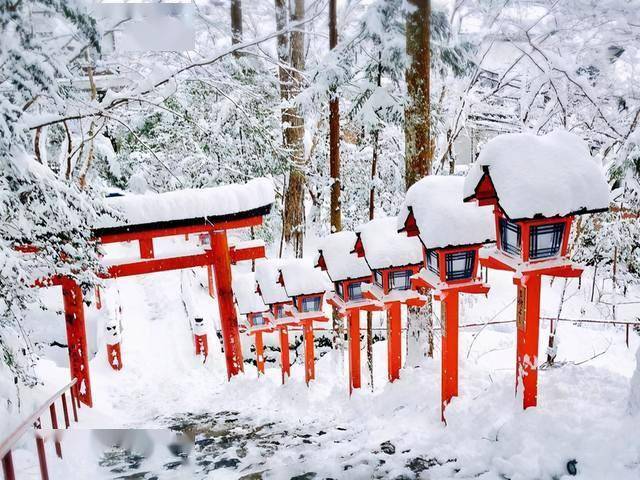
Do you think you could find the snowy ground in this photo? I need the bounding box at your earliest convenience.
[4,240,640,479]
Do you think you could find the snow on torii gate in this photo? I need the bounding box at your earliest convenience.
[46,179,275,407]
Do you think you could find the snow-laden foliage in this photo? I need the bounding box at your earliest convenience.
[1,0,104,407]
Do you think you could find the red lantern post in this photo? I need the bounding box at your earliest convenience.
[399,176,495,421]
[463,130,610,409]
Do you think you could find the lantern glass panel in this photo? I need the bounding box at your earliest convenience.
[427,250,439,276]
[348,281,363,300]
[301,295,322,312]
[389,270,412,291]
[374,270,383,287]
[499,218,521,256]
[445,250,475,281]
[336,282,344,299]
[252,313,265,326]
[529,223,565,259]
[275,305,285,319]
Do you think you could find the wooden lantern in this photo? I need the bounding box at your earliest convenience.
[354,217,426,382]
[399,176,495,420]
[463,130,610,409]
[317,231,383,393]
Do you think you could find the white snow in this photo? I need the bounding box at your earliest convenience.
[96,177,275,229]
[278,259,333,297]
[316,231,371,281]
[254,258,291,305]
[630,346,640,412]
[232,272,268,315]
[399,176,496,249]
[464,130,610,220]
[356,217,423,270]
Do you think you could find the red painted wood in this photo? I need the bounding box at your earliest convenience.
[107,343,123,370]
[61,279,92,407]
[36,436,49,480]
[61,393,70,429]
[521,222,530,262]
[348,309,361,393]
[255,331,265,375]
[441,290,459,422]
[386,302,402,382]
[230,244,265,264]
[207,265,215,298]
[302,320,315,385]
[194,334,208,359]
[211,230,244,379]
[473,172,498,206]
[279,326,290,384]
[139,238,154,259]
[2,451,15,480]
[400,209,420,237]
[95,286,102,310]
[516,274,541,409]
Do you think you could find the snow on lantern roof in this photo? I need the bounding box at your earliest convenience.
[232,272,269,316]
[399,176,495,249]
[254,258,291,305]
[278,259,332,298]
[464,130,610,220]
[356,217,423,270]
[95,177,275,231]
[316,231,371,282]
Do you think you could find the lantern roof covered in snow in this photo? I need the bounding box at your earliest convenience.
[315,231,371,282]
[278,259,332,298]
[254,258,291,305]
[94,177,275,235]
[399,176,495,249]
[463,130,610,220]
[355,217,423,270]
[232,272,269,315]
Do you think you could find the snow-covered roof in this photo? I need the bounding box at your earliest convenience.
[464,130,610,220]
[356,217,423,270]
[399,176,495,249]
[96,177,274,230]
[316,231,371,282]
[232,272,269,315]
[278,259,332,297]
[254,258,291,305]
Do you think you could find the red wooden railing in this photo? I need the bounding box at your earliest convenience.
[1,378,82,480]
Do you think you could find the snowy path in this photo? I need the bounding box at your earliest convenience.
[10,266,640,479]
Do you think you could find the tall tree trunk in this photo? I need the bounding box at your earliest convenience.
[279,0,306,258]
[231,0,243,49]
[366,51,382,390]
[329,0,341,233]
[405,0,434,365]
[405,0,432,189]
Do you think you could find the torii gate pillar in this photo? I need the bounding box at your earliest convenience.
[61,278,92,406]
[210,230,244,379]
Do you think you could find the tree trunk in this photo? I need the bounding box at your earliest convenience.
[405,0,434,364]
[278,0,306,258]
[329,0,341,233]
[231,0,243,49]
[405,0,432,189]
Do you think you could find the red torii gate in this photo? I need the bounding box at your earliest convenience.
[32,181,273,407]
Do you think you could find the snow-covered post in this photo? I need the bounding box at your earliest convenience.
[462,130,610,410]
[399,176,494,421]
[192,317,208,361]
[316,232,381,394]
[61,277,93,407]
[278,324,292,384]
[105,318,123,371]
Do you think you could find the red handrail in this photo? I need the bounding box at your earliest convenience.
[1,378,81,480]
